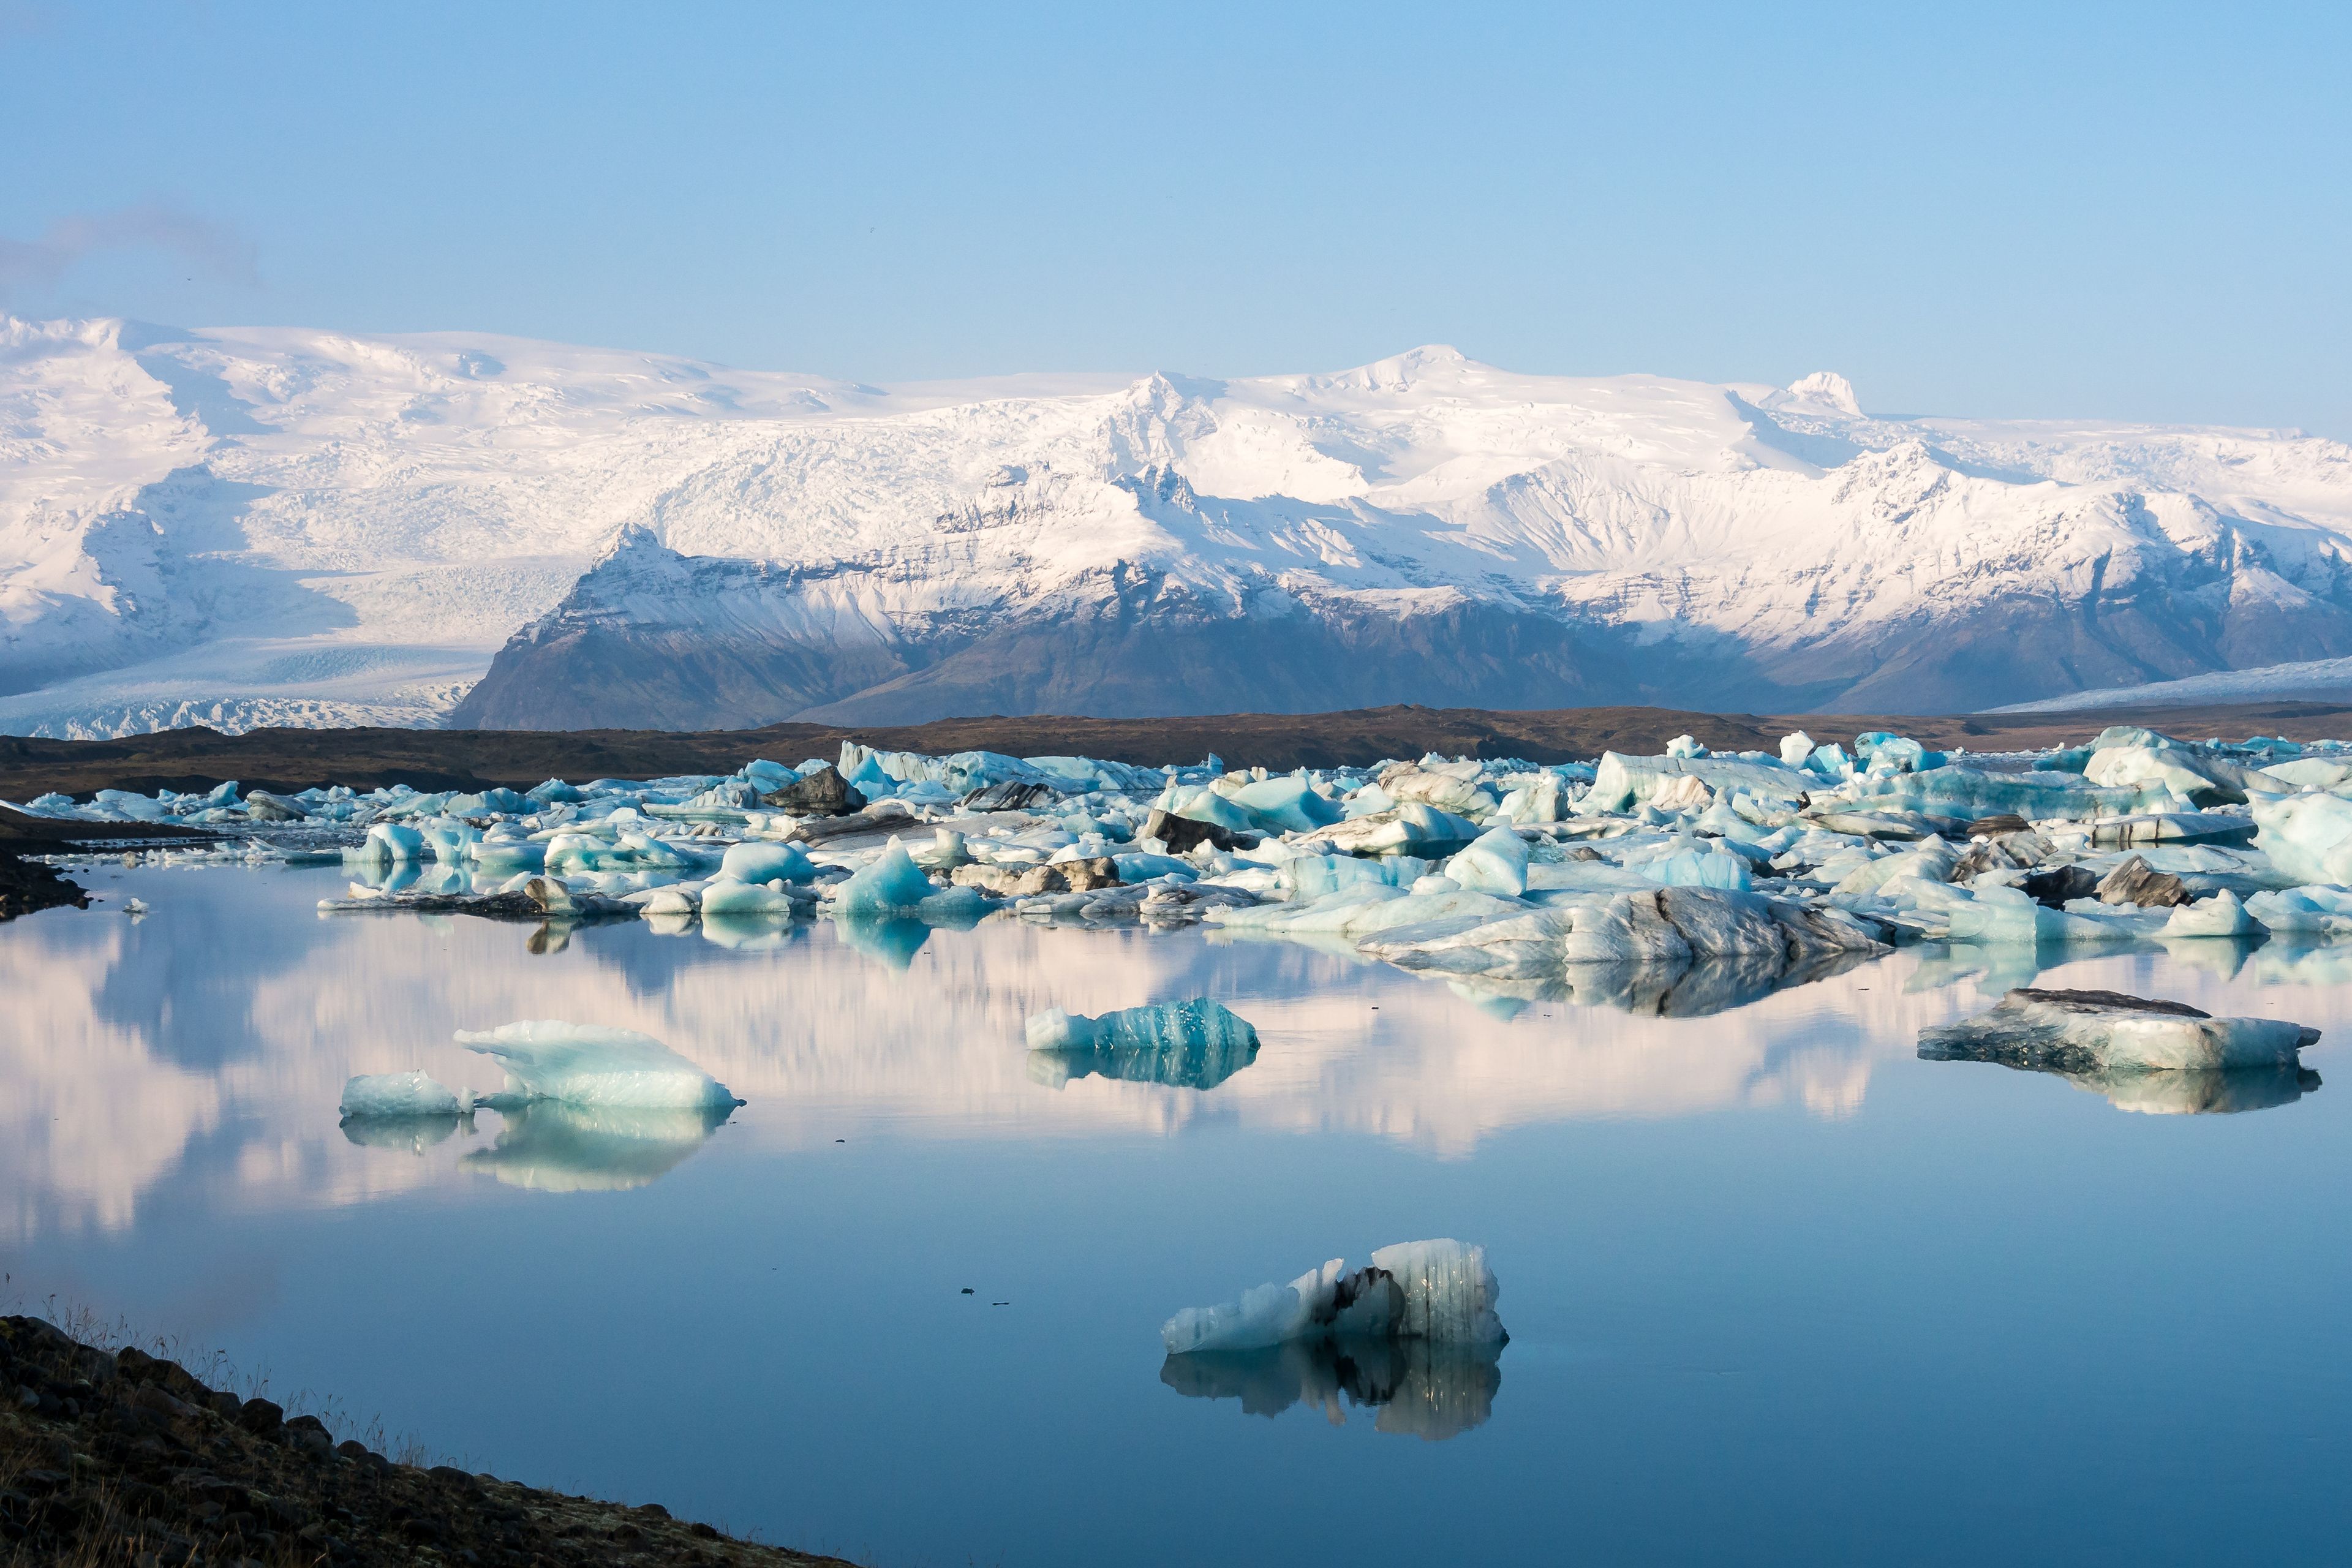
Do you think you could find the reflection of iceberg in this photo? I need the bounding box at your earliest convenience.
[832,913,932,969]
[462,1101,733,1191]
[1025,999,1261,1090]
[1445,951,1876,1018]
[2066,1064,2320,1115]
[339,1114,469,1152]
[1160,1335,1503,1441]
[454,1020,742,1109]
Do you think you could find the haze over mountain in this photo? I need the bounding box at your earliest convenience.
[6,312,2351,737]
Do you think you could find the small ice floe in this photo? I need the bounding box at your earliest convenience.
[453,1020,742,1109]
[1919,987,2318,1073]
[338,1069,468,1118]
[1161,1238,1505,1355]
[122,897,149,916]
[1025,998,1261,1090]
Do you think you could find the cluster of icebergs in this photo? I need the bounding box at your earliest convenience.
[27,722,2352,1009]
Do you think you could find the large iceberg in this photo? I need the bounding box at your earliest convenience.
[453,1020,742,1109]
[1919,988,2319,1073]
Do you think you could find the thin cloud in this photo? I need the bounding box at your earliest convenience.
[0,203,259,301]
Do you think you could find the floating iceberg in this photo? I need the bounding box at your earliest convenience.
[1919,988,2319,1074]
[453,1020,742,1109]
[338,1070,465,1118]
[1024,998,1261,1090]
[829,840,937,914]
[1161,1238,1504,1355]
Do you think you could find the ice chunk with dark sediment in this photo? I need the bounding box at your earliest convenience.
[1160,1238,1504,1355]
[1159,1333,1503,1441]
[338,1070,466,1118]
[1024,998,1261,1089]
[1919,988,2319,1073]
[454,1020,742,1109]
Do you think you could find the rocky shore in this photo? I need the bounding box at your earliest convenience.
[1,1316,851,1567]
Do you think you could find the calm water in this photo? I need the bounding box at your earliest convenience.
[6,861,2352,1566]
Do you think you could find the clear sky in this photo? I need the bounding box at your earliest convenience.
[4,1,2346,435]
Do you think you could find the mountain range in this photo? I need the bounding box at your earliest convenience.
[6,312,2350,737]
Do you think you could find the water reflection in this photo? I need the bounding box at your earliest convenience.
[1450,950,1881,1018]
[1160,1337,1504,1441]
[340,1112,473,1153]
[1027,1035,1259,1091]
[1921,1054,2324,1116]
[462,1102,734,1192]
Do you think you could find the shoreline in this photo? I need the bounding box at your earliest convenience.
[1,1315,853,1566]
[7,698,2352,801]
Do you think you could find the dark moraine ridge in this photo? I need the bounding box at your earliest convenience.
[0,1316,851,1567]
[0,807,217,922]
[4,700,2350,802]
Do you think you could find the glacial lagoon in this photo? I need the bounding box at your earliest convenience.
[7,859,2352,1566]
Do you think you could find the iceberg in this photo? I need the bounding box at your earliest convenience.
[719,840,816,884]
[1445,825,1532,896]
[338,1070,465,1118]
[2252,793,2352,886]
[1024,998,1261,1090]
[1918,988,2319,1073]
[1227,776,1343,834]
[453,1020,742,1109]
[830,840,938,914]
[1160,1238,1504,1355]
[1583,752,1811,813]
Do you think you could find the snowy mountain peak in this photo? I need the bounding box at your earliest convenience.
[1774,371,1863,418]
[6,314,2352,736]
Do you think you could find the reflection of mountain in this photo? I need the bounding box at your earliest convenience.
[1161,1336,1503,1441]
[462,1102,733,1191]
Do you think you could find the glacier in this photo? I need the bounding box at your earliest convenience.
[9,314,2352,734]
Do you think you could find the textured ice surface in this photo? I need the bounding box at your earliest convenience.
[337,1070,464,1118]
[719,841,816,884]
[2252,794,2352,886]
[1161,1238,1504,1355]
[453,1020,741,1109]
[831,841,937,914]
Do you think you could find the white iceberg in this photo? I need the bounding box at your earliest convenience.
[339,1070,466,1118]
[453,1020,742,1109]
[1919,988,2318,1073]
[1160,1238,1504,1355]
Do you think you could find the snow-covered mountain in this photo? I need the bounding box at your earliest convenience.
[6,312,2351,736]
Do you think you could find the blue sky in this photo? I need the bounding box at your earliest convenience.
[4,1,2346,434]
